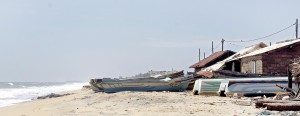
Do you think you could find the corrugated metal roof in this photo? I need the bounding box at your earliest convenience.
[197,39,300,75]
[239,39,300,59]
[190,50,234,68]
[201,42,268,72]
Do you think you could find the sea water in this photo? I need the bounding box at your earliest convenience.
[0,82,88,107]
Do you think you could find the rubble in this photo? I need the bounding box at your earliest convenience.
[256,110,274,115]
[254,58,300,111]
[37,93,72,99]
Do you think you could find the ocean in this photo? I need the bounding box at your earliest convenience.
[0,82,88,107]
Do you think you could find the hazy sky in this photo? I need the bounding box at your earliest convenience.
[0,1,300,82]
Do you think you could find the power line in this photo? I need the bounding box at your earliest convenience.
[213,41,222,49]
[226,42,244,47]
[225,23,296,43]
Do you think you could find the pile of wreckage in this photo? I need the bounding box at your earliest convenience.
[254,57,300,111]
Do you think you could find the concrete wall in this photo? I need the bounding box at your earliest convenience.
[241,55,263,74]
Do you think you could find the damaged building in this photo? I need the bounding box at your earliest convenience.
[189,50,235,74]
[199,39,300,77]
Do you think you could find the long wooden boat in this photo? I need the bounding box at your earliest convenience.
[192,79,224,96]
[90,77,191,93]
[218,77,299,97]
[90,79,103,92]
[89,71,187,92]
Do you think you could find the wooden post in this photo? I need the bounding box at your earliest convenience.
[199,48,201,61]
[288,67,292,89]
[296,19,298,39]
[212,41,214,53]
[221,38,225,51]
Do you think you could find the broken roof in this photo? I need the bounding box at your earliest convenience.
[201,39,300,72]
[202,42,268,72]
[189,50,235,68]
[239,39,300,59]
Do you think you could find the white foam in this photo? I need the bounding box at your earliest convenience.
[7,83,14,86]
[0,82,88,107]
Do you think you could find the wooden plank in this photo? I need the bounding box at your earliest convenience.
[265,103,300,111]
[255,99,292,108]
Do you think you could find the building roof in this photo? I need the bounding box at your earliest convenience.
[201,42,268,72]
[190,50,235,68]
[226,42,268,62]
[196,71,214,78]
[201,39,300,72]
[239,39,300,59]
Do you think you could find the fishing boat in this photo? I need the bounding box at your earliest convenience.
[126,70,184,79]
[90,79,103,92]
[89,70,188,92]
[90,77,191,93]
[218,77,299,97]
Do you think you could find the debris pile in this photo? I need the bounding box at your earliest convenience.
[253,57,300,111]
[290,57,300,98]
[37,93,72,99]
[291,57,300,94]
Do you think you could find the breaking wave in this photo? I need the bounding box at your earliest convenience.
[0,82,88,107]
[7,83,14,86]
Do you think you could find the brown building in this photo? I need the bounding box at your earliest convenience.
[190,50,235,73]
[236,39,300,76]
[198,40,300,77]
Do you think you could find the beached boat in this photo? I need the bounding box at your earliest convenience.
[89,71,188,92]
[90,79,104,92]
[192,79,224,96]
[218,77,299,97]
[126,70,184,79]
[90,76,191,93]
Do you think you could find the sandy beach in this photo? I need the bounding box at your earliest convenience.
[0,88,263,116]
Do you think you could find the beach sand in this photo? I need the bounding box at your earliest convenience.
[0,89,262,116]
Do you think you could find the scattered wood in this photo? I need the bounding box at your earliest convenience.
[273,92,290,100]
[265,103,300,111]
[252,57,300,111]
[82,85,92,89]
[232,101,252,106]
[289,57,300,98]
[37,93,72,99]
[275,85,296,97]
[254,99,291,108]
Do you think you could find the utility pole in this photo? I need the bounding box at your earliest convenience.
[288,67,292,89]
[270,42,271,46]
[198,48,201,61]
[204,52,206,59]
[296,19,298,39]
[221,38,225,51]
[212,41,214,53]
